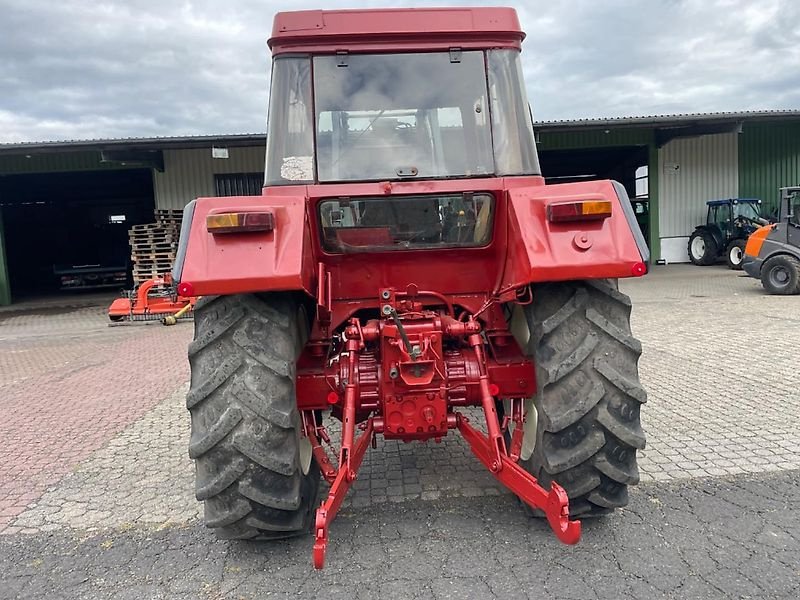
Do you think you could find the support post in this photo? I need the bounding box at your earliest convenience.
[0,208,11,306]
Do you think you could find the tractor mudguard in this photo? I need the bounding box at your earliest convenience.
[173,195,316,296]
[502,179,649,287]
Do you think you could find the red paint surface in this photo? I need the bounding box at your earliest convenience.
[268,7,524,55]
[180,177,645,330]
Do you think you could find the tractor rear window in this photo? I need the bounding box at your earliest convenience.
[313,52,494,182]
[319,194,494,253]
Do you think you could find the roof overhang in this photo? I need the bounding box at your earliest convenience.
[0,133,266,157]
[537,110,800,147]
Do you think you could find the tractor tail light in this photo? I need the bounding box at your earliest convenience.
[631,261,648,277]
[547,200,612,223]
[206,211,275,234]
[177,281,195,297]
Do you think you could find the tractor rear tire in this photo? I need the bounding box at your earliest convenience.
[725,239,746,270]
[522,279,647,518]
[761,255,800,295]
[688,230,718,265]
[187,293,320,540]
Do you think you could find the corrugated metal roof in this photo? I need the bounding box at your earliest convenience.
[1,110,799,155]
[0,133,267,155]
[536,110,800,130]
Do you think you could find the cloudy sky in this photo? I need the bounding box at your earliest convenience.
[1,0,798,143]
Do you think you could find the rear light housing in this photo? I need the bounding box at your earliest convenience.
[548,200,612,223]
[206,211,275,234]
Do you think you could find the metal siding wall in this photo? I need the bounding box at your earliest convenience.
[153,145,266,209]
[739,121,800,215]
[658,132,739,262]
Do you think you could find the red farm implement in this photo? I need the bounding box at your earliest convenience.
[174,7,650,569]
[108,275,196,323]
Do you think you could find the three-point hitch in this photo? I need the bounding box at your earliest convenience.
[303,288,581,568]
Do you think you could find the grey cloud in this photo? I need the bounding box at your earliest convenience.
[0,0,797,142]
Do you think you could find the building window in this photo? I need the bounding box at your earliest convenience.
[635,166,648,198]
[214,173,263,197]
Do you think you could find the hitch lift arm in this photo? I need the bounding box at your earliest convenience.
[457,414,581,544]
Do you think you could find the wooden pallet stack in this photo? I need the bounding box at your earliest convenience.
[129,209,183,286]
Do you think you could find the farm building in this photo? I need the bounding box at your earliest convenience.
[0,110,799,305]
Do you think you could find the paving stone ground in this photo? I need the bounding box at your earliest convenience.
[628,266,800,482]
[0,297,190,532]
[0,265,798,598]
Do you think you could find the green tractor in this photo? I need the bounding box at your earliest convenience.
[688,198,769,269]
[742,187,800,295]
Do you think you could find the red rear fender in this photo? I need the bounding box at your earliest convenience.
[174,195,315,296]
[503,179,649,287]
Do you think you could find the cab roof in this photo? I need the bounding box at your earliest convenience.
[268,7,524,55]
[706,198,762,206]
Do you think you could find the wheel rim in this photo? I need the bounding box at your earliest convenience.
[691,237,706,259]
[516,399,537,462]
[299,436,313,475]
[769,266,790,287]
[730,246,743,265]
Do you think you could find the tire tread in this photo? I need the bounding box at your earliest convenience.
[188,294,319,540]
[523,279,646,518]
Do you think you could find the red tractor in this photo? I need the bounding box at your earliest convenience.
[174,7,649,569]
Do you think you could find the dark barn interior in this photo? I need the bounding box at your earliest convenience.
[0,169,155,297]
[539,145,648,198]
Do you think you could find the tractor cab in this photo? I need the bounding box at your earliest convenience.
[688,198,768,269]
[779,187,800,251]
[779,186,800,227]
[264,42,539,189]
[262,12,540,255]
